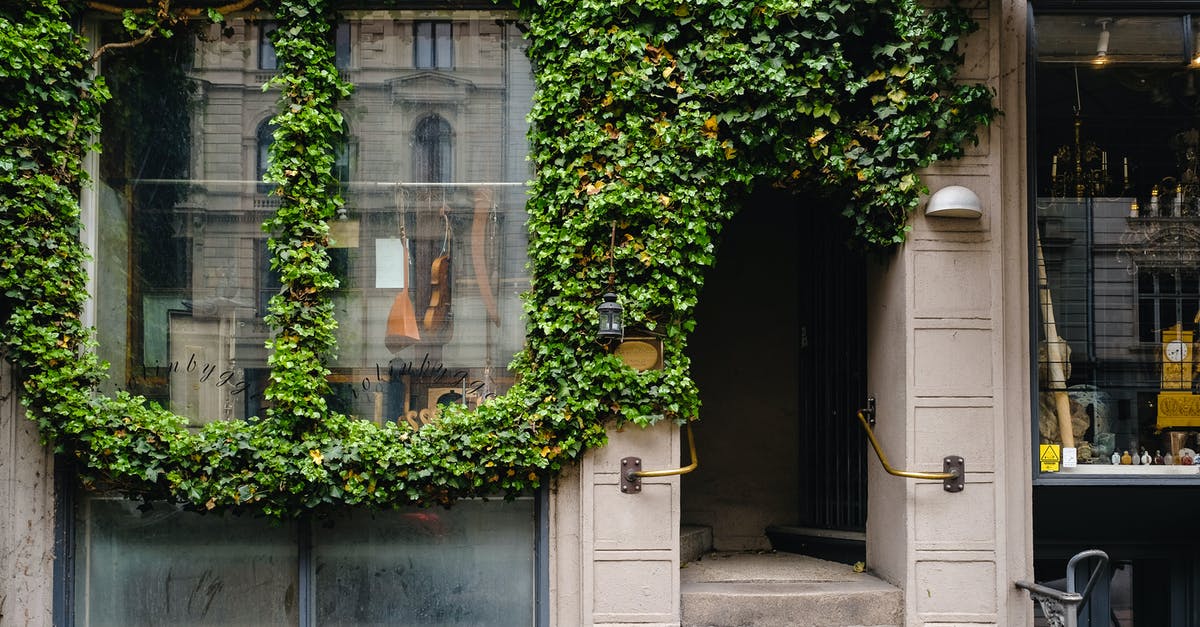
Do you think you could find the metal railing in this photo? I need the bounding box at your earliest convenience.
[1016,549,1110,627]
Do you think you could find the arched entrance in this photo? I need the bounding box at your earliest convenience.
[683,187,868,558]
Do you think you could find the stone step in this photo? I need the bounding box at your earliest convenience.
[681,524,713,565]
[681,552,902,627]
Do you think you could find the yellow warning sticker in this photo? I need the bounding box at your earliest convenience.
[1040,444,1061,472]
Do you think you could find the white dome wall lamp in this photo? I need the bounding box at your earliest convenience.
[925,185,983,219]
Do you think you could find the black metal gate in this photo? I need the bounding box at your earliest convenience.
[795,205,868,532]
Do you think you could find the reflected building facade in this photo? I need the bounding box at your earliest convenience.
[95,10,532,429]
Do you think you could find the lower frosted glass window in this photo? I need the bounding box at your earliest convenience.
[73,497,536,626]
[74,497,299,625]
[314,500,535,625]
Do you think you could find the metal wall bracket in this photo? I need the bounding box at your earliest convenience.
[620,458,643,493]
[943,456,965,492]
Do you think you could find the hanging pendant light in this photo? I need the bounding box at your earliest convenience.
[597,222,623,341]
[596,292,623,341]
[1094,18,1111,65]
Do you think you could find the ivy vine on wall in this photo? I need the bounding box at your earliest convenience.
[0,0,996,516]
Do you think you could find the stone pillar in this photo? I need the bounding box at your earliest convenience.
[550,420,681,627]
[0,361,56,626]
[865,0,1034,625]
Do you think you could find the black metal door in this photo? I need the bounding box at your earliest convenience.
[795,205,868,532]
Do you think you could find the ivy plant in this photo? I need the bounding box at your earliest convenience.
[0,0,996,517]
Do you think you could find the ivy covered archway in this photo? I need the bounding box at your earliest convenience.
[0,0,996,517]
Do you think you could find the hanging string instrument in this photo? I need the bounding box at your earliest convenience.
[423,209,453,341]
[384,221,420,352]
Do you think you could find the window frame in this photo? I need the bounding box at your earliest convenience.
[54,486,550,626]
[414,20,453,70]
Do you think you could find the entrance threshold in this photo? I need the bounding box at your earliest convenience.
[680,551,901,627]
[764,525,866,565]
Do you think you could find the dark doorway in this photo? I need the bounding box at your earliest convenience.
[682,188,867,557]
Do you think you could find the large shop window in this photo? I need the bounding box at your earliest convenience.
[1033,13,1200,479]
[94,9,532,429]
[84,8,538,624]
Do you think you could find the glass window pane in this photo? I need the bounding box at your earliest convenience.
[1160,270,1177,295]
[435,22,453,69]
[74,497,297,625]
[1033,13,1200,478]
[327,12,531,429]
[335,22,351,69]
[1139,298,1156,342]
[95,11,532,428]
[1182,270,1198,295]
[1138,271,1154,294]
[415,21,432,68]
[314,499,535,625]
[260,22,277,70]
[1159,298,1177,332]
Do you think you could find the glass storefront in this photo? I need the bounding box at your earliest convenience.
[1031,8,1200,624]
[1033,12,1200,478]
[94,9,533,429]
[77,8,539,625]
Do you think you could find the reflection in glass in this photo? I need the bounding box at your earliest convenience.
[95,11,533,428]
[415,21,453,70]
[413,115,453,183]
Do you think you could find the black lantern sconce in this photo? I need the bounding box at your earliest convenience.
[596,292,623,341]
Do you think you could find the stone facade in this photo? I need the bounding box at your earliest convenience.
[0,1,1041,625]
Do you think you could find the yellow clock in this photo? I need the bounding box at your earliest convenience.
[1161,329,1195,391]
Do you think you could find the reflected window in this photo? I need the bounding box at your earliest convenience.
[259,21,277,70]
[1137,269,1200,342]
[256,119,276,184]
[259,121,350,189]
[335,21,351,69]
[413,115,453,182]
[415,21,452,69]
[261,21,350,70]
[258,240,350,316]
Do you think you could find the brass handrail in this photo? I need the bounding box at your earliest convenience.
[855,408,965,492]
[620,423,698,493]
[633,422,698,478]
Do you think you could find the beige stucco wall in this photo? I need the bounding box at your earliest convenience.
[0,361,56,626]
[550,420,682,627]
[866,0,1035,625]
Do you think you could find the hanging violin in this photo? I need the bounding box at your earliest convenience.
[422,208,453,342]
